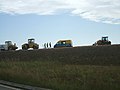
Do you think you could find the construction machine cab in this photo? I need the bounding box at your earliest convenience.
[28,38,35,44]
[5,41,12,46]
[102,36,108,41]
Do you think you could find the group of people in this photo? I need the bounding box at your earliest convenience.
[44,42,51,49]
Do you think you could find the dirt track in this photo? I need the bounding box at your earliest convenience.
[0,45,120,65]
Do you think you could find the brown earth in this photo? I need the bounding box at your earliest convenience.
[0,44,120,66]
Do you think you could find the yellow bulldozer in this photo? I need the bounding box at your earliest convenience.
[93,36,111,46]
[22,38,39,50]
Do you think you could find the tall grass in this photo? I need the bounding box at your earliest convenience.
[0,45,120,89]
[0,60,120,90]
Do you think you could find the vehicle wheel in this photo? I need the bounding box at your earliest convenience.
[33,45,38,49]
[22,44,28,50]
[108,41,111,45]
[8,46,13,50]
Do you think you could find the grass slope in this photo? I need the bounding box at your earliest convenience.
[0,45,120,90]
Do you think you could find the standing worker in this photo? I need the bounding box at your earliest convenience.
[44,43,46,49]
[47,43,49,48]
[49,42,51,48]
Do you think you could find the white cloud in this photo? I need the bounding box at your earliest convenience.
[0,0,120,24]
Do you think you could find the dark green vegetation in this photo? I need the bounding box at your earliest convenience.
[0,45,120,90]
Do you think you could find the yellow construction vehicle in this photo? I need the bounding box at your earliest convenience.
[22,38,39,50]
[0,41,18,51]
[93,36,111,46]
[54,40,73,48]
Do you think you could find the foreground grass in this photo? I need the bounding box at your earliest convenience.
[0,60,120,90]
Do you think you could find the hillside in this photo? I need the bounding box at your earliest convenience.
[0,45,120,90]
[0,45,120,65]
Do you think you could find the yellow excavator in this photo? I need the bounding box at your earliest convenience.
[22,38,39,50]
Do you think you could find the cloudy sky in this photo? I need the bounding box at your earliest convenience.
[0,0,120,48]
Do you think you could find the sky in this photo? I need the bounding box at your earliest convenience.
[0,0,120,49]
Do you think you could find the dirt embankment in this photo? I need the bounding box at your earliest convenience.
[0,45,120,65]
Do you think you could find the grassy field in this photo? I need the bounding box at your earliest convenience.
[0,45,120,90]
[0,61,120,90]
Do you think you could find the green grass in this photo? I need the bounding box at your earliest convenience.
[0,60,120,90]
[0,46,120,90]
